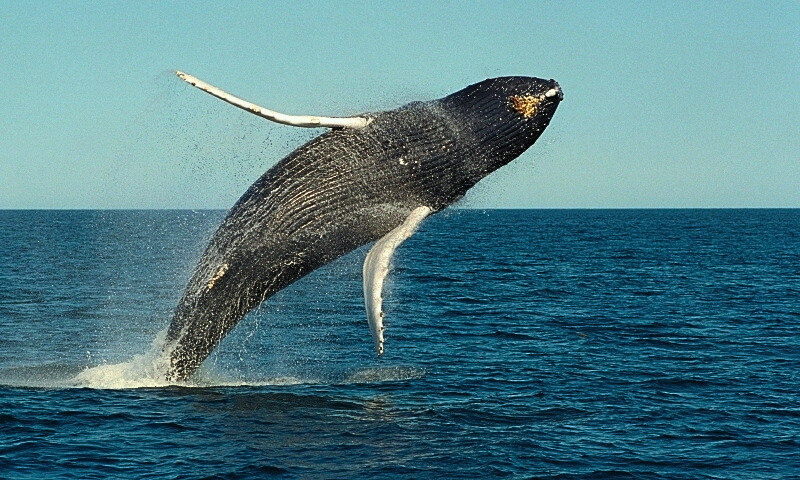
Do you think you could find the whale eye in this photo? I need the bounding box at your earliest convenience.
[509,95,540,118]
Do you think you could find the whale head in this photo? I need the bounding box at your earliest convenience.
[440,76,562,173]
[392,76,562,209]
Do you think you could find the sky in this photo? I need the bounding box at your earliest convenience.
[1,1,798,209]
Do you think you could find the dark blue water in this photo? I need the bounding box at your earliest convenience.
[1,209,798,479]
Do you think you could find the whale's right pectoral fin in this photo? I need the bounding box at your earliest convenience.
[176,71,373,129]
[363,206,432,356]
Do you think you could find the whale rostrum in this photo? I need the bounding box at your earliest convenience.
[165,71,562,381]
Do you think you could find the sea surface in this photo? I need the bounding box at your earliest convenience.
[1,209,798,479]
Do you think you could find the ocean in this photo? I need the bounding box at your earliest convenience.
[0,209,798,479]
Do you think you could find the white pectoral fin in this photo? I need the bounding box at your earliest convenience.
[175,71,372,129]
[363,206,432,356]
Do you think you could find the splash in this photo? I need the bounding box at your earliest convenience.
[72,330,176,389]
[342,366,426,384]
[0,325,428,390]
[70,330,306,389]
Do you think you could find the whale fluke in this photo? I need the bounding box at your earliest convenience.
[175,71,373,129]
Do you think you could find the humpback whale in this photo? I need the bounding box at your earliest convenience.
[165,72,562,381]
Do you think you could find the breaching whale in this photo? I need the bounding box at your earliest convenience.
[164,71,562,381]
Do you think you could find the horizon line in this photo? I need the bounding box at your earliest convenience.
[2,206,799,212]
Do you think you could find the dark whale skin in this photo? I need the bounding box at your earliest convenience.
[165,76,562,380]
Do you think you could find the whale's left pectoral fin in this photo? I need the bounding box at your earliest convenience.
[363,206,433,356]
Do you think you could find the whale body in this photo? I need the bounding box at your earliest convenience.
[165,76,562,380]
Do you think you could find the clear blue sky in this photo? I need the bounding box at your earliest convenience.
[1,1,798,209]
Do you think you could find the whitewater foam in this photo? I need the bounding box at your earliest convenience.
[72,330,176,389]
[29,329,427,390]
